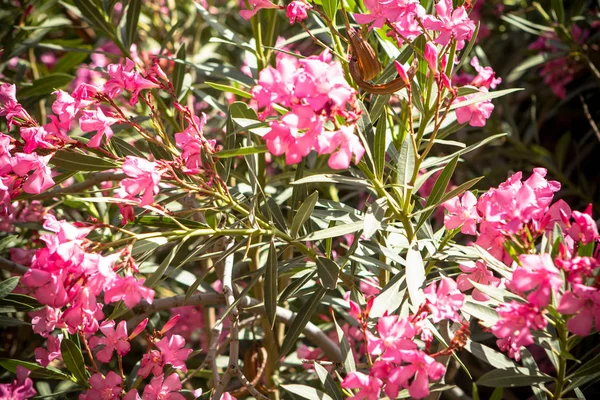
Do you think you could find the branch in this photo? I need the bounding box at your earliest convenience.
[0,257,28,275]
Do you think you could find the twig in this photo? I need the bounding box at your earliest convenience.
[579,95,600,142]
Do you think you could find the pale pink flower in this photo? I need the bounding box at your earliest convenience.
[240,0,280,20]
[316,124,365,169]
[568,209,598,244]
[80,371,122,400]
[19,126,54,153]
[455,88,494,127]
[386,350,446,399]
[470,57,502,89]
[443,191,480,234]
[51,90,78,122]
[286,1,311,24]
[80,108,119,148]
[0,83,30,127]
[142,374,185,400]
[119,156,162,206]
[174,114,210,174]
[367,316,417,362]
[104,59,159,105]
[89,320,131,363]
[492,301,546,361]
[423,277,464,322]
[29,306,63,337]
[104,275,155,308]
[155,334,192,372]
[34,334,63,367]
[11,153,54,194]
[509,254,562,308]
[557,284,600,336]
[0,366,36,400]
[341,371,383,400]
[456,261,501,301]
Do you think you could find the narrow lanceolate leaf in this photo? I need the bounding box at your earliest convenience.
[213,145,267,158]
[316,257,339,289]
[448,88,523,111]
[292,174,370,188]
[145,235,192,288]
[18,74,73,98]
[301,221,363,242]
[60,338,89,386]
[332,312,356,372]
[173,43,187,99]
[280,287,327,357]
[51,151,119,171]
[406,246,425,308]
[370,273,405,318]
[374,111,387,180]
[322,0,339,22]
[124,0,142,48]
[395,131,416,191]
[464,340,517,369]
[0,358,70,381]
[291,191,319,238]
[282,385,334,400]
[363,197,387,240]
[477,367,553,387]
[205,82,252,98]
[265,239,278,328]
[0,277,19,299]
[314,363,343,400]
[72,0,117,41]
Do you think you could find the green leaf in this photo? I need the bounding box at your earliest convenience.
[332,312,355,372]
[51,151,119,171]
[477,367,552,387]
[18,73,73,98]
[145,235,192,288]
[395,130,416,191]
[301,221,363,242]
[282,384,334,400]
[111,136,145,158]
[124,0,142,48]
[461,301,499,328]
[521,348,547,400]
[194,2,246,45]
[291,191,319,238]
[173,43,187,99]
[0,277,19,299]
[374,113,387,180]
[213,145,267,158]
[355,100,376,171]
[53,51,91,74]
[551,0,565,23]
[60,338,89,386]
[292,174,370,188]
[457,22,480,71]
[314,363,342,400]
[448,89,523,111]
[464,340,517,369]
[369,272,405,318]
[265,239,278,329]
[316,257,339,289]
[322,0,339,22]
[0,316,30,326]
[205,82,252,99]
[262,197,288,233]
[421,133,507,170]
[363,197,386,240]
[0,358,71,381]
[0,293,42,312]
[280,287,327,357]
[406,246,425,307]
[72,0,118,46]
[568,352,600,379]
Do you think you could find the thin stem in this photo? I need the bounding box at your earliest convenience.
[553,321,569,399]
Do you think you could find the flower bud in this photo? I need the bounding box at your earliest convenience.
[129,318,148,340]
[160,314,180,335]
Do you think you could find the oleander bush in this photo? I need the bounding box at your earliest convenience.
[0,1,599,399]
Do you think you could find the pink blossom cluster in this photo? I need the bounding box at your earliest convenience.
[251,50,364,169]
[342,277,465,399]
[20,214,154,340]
[0,366,36,399]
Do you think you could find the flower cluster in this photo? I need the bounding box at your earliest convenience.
[251,51,364,169]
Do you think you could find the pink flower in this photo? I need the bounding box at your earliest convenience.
[80,108,119,148]
[119,156,162,206]
[89,320,131,363]
[394,61,411,85]
[386,350,446,399]
[424,0,476,48]
[142,374,185,400]
[104,59,159,105]
[0,366,36,400]
[456,261,501,301]
[29,306,63,337]
[174,114,209,173]
[557,284,600,336]
[0,83,30,127]
[341,371,383,400]
[423,43,439,75]
[138,349,164,378]
[423,277,465,322]
[469,57,502,89]
[286,1,311,24]
[11,153,55,194]
[454,88,494,127]
[509,254,562,308]
[104,275,155,308]
[80,371,122,400]
[492,301,546,361]
[155,334,192,372]
[367,316,417,362]
[443,191,480,234]
[240,0,280,20]
[316,124,365,169]
[51,90,78,123]
[555,256,597,284]
[568,209,599,244]
[34,334,63,367]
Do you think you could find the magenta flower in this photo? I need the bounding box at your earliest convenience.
[19,126,54,153]
[557,284,600,336]
[0,366,36,400]
[341,371,383,400]
[155,334,192,372]
[492,301,546,361]
[367,316,417,362]
[104,59,159,105]
[11,153,54,194]
[509,254,562,308]
[174,114,211,174]
[423,277,465,322]
[104,275,155,308]
[34,334,63,367]
[239,0,280,20]
[51,90,78,123]
[286,1,311,24]
[443,191,480,234]
[423,43,439,75]
[455,88,495,127]
[470,57,502,90]
[80,108,119,148]
[138,349,164,378]
[0,83,31,128]
[456,261,502,302]
[424,0,476,48]
[386,350,446,399]
[555,256,597,284]
[80,371,122,400]
[29,306,63,337]
[142,373,185,400]
[89,320,131,363]
[119,156,162,206]
[568,209,599,244]
[316,124,365,170]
